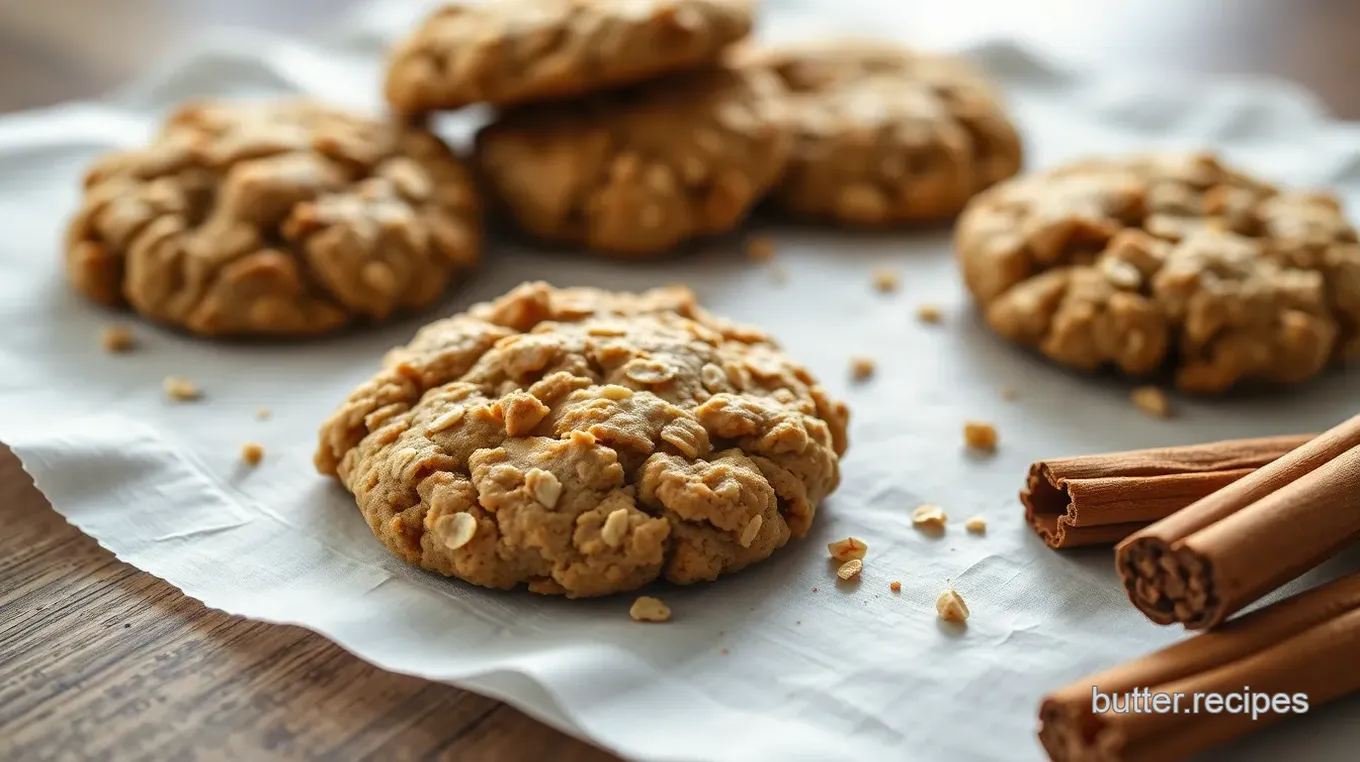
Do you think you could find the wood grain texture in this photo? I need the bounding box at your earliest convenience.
[0,446,618,762]
[1,2,1359,761]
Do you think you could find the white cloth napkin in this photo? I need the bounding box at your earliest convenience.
[2,2,1358,760]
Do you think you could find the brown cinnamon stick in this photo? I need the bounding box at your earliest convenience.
[1023,434,1312,549]
[1117,413,1360,629]
[1039,572,1360,762]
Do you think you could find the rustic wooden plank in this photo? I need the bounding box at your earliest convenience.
[0,447,618,762]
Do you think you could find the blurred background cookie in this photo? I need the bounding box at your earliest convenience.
[736,39,1023,226]
[473,66,790,256]
[955,152,1360,393]
[66,99,482,338]
[316,281,849,598]
[384,0,756,112]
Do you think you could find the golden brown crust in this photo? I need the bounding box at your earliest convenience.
[316,281,848,597]
[735,40,1023,226]
[383,0,755,112]
[956,152,1360,393]
[65,100,482,338]
[473,66,790,256]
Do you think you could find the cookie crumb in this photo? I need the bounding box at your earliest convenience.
[1131,386,1172,418]
[255,407,272,420]
[890,580,902,593]
[965,517,987,534]
[100,325,135,353]
[936,588,969,623]
[963,421,997,452]
[872,268,900,293]
[999,388,1018,401]
[912,504,947,531]
[916,304,943,324]
[746,236,776,262]
[811,586,819,593]
[720,648,729,655]
[850,356,876,382]
[240,442,264,466]
[836,558,863,580]
[827,537,868,563]
[629,596,671,623]
[163,376,201,402]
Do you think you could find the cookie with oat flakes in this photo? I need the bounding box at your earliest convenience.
[315,281,848,598]
[473,65,790,256]
[955,152,1360,393]
[734,39,1023,226]
[65,99,481,338]
[383,0,755,113]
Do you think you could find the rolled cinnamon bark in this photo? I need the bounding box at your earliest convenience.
[1117,414,1360,629]
[1039,572,1360,762]
[1023,434,1311,549]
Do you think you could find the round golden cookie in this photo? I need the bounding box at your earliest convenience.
[955,152,1360,393]
[315,281,849,598]
[384,0,755,112]
[736,40,1023,226]
[473,66,790,256]
[65,100,482,338]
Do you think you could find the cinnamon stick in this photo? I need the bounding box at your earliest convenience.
[1117,413,1360,629]
[1022,434,1312,549]
[1038,572,1360,762]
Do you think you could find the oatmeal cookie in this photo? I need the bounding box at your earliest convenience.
[66,100,481,337]
[473,66,789,256]
[316,281,848,597]
[383,0,754,112]
[735,40,1022,226]
[956,153,1360,393]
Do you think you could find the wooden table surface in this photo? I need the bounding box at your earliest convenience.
[2,2,1359,761]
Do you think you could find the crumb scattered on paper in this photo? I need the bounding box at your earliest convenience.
[630,596,671,622]
[746,236,775,262]
[913,504,947,531]
[916,304,943,323]
[850,356,875,382]
[828,537,868,562]
[963,421,997,452]
[965,517,987,534]
[1131,386,1172,418]
[836,559,863,580]
[163,376,201,402]
[100,325,135,353]
[241,442,264,466]
[890,581,902,593]
[256,407,272,420]
[872,268,899,292]
[937,589,969,623]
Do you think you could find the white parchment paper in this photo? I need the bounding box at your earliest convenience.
[2,2,1358,760]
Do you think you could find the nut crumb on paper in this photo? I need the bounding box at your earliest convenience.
[850,356,876,381]
[963,421,997,452]
[836,558,863,580]
[163,376,200,402]
[241,442,264,466]
[828,537,868,562]
[100,325,135,353]
[872,268,900,292]
[913,504,947,530]
[630,596,671,623]
[1131,386,1172,418]
[965,517,987,534]
[890,580,902,593]
[937,588,969,623]
[916,304,943,323]
[746,236,776,262]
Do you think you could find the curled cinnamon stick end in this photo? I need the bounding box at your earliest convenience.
[1022,434,1310,549]
[1039,572,1360,762]
[1117,414,1360,629]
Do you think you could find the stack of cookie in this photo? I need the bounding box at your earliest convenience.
[386,0,1025,256]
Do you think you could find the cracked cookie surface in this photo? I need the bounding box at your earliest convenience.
[316,281,849,597]
[384,0,755,112]
[66,100,482,338]
[956,152,1360,393]
[735,40,1023,226]
[473,66,790,256]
